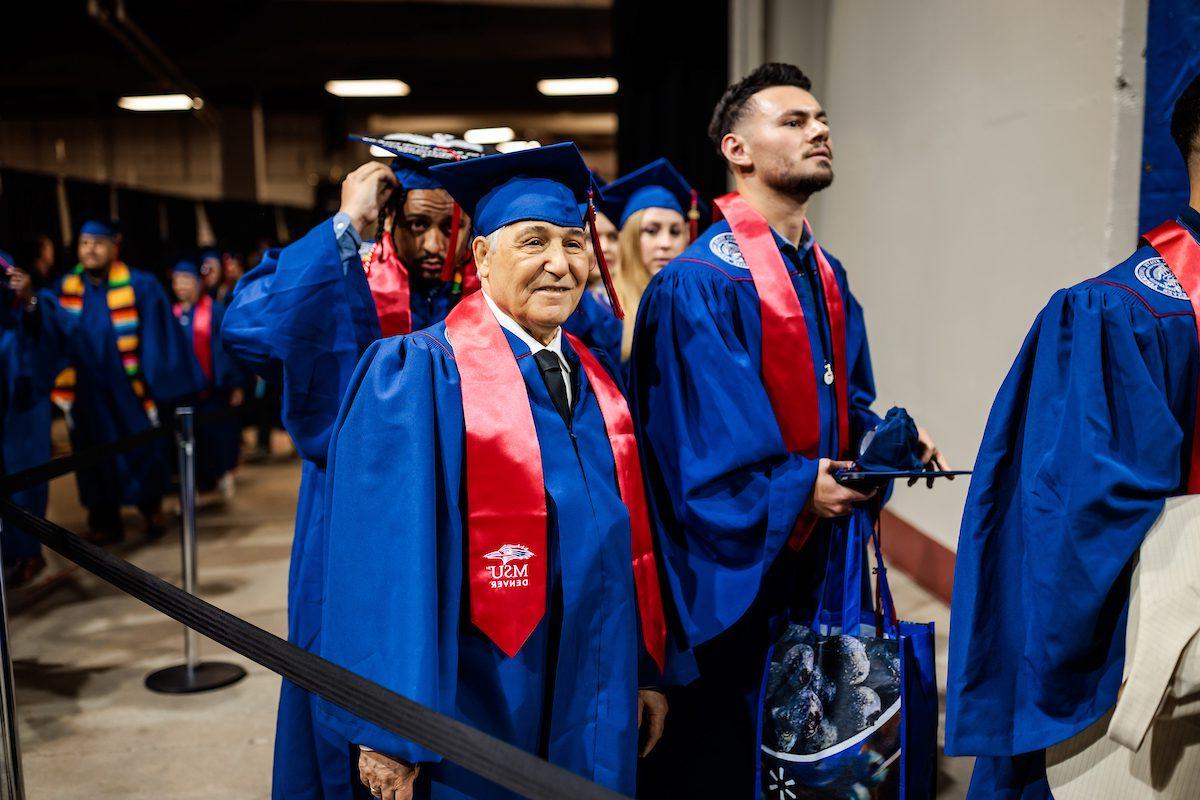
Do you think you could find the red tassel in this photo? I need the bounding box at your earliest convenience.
[441,202,463,284]
[688,188,701,243]
[588,187,624,320]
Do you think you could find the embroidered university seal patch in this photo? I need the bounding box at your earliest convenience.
[1134,257,1188,300]
[709,232,749,269]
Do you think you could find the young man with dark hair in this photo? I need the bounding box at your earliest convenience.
[946,70,1200,798]
[631,63,946,797]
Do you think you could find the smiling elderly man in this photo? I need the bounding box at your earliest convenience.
[314,143,672,800]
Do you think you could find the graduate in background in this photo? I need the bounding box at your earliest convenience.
[0,252,73,585]
[945,71,1200,799]
[631,64,947,797]
[318,142,670,800]
[603,159,704,361]
[170,260,243,496]
[51,221,202,544]
[563,180,622,365]
[221,135,479,800]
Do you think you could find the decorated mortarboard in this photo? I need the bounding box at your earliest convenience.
[80,219,118,239]
[835,407,970,488]
[350,132,487,190]
[172,259,201,277]
[0,250,14,269]
[430,142,625,318]
[602,158,708,239]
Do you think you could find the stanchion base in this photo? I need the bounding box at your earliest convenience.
[144,662,246,694]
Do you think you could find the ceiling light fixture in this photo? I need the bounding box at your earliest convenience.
[496,140,542,154]
[464,126,516,145]
[325,79,411,98]
[117,94,200,112]
[536,77,619,96]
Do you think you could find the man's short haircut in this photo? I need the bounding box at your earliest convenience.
[1171,70,1200,165]
[708,63,814,156]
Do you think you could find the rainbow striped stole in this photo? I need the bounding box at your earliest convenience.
[53,262,157,420]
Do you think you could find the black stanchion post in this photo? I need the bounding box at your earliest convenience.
[0,522,25,800]
[146,407,246,694]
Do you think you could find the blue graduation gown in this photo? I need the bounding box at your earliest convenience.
[316,322,642,799]
[629,220,881,797]
[222,218,462,799]
[175,299,242,485]
[563,290,621,366]
[0,290,73,562]
[945,218,1200,798]
[61,269,203,510]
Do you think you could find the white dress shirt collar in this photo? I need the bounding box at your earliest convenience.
[482,291,572,377]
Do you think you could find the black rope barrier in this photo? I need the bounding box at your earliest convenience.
[0,403,238,496]
[0,501,628,800]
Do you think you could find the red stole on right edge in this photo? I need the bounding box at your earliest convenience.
[713,193,849,551]
[1142,219,1200,493]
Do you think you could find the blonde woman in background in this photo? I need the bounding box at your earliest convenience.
[603,159,706,360]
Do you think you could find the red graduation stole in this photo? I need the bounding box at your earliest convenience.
[445,291,667,670]
[714,193,849,550]
[174,295,214,384]
[1142,219,1200,493]
[362,231,413,337]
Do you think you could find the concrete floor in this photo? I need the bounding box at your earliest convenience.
[9,427,974,798]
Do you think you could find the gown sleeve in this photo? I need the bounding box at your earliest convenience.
[631,268,820,648]
[945,284,1185,758]
[315,335,462,764]
[221,219,381,463]
[844,287,883,448]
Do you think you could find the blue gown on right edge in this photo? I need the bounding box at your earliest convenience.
[945,207,1200,798]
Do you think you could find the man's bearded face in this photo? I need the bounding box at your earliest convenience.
[392,189,471,284]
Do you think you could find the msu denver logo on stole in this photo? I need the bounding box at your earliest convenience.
[484,544,536,589]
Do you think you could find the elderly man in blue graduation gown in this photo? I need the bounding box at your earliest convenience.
[222,137,481,799]
[945,73,1200,799]
[317,142,671,800]
[51,221,202,544]
[631,64,947,797]
[0,254,74,584]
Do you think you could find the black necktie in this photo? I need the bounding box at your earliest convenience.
[534,349,571,426]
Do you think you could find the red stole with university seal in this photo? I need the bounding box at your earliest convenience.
[444,291,667,669]
[713,192,849,550]
[1142,219,1200,493]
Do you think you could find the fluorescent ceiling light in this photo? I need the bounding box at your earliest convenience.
[496,140,541,154]
[537,77,619,96]
[325,79,411,98]
[465,126,516,145]
[117,94,199,112]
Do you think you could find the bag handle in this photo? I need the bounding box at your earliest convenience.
[870,501,900,636]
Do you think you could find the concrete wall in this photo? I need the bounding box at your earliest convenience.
[732,0,1149,550]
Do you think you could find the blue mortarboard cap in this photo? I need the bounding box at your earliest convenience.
[578,170,622,226]
[350,133,487,191]
[430,142,591,237]
[602,158,707,228]
[0,250,13,268]
[80,219,117,239]
[172,259,201,278]
[856,407,924,473]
